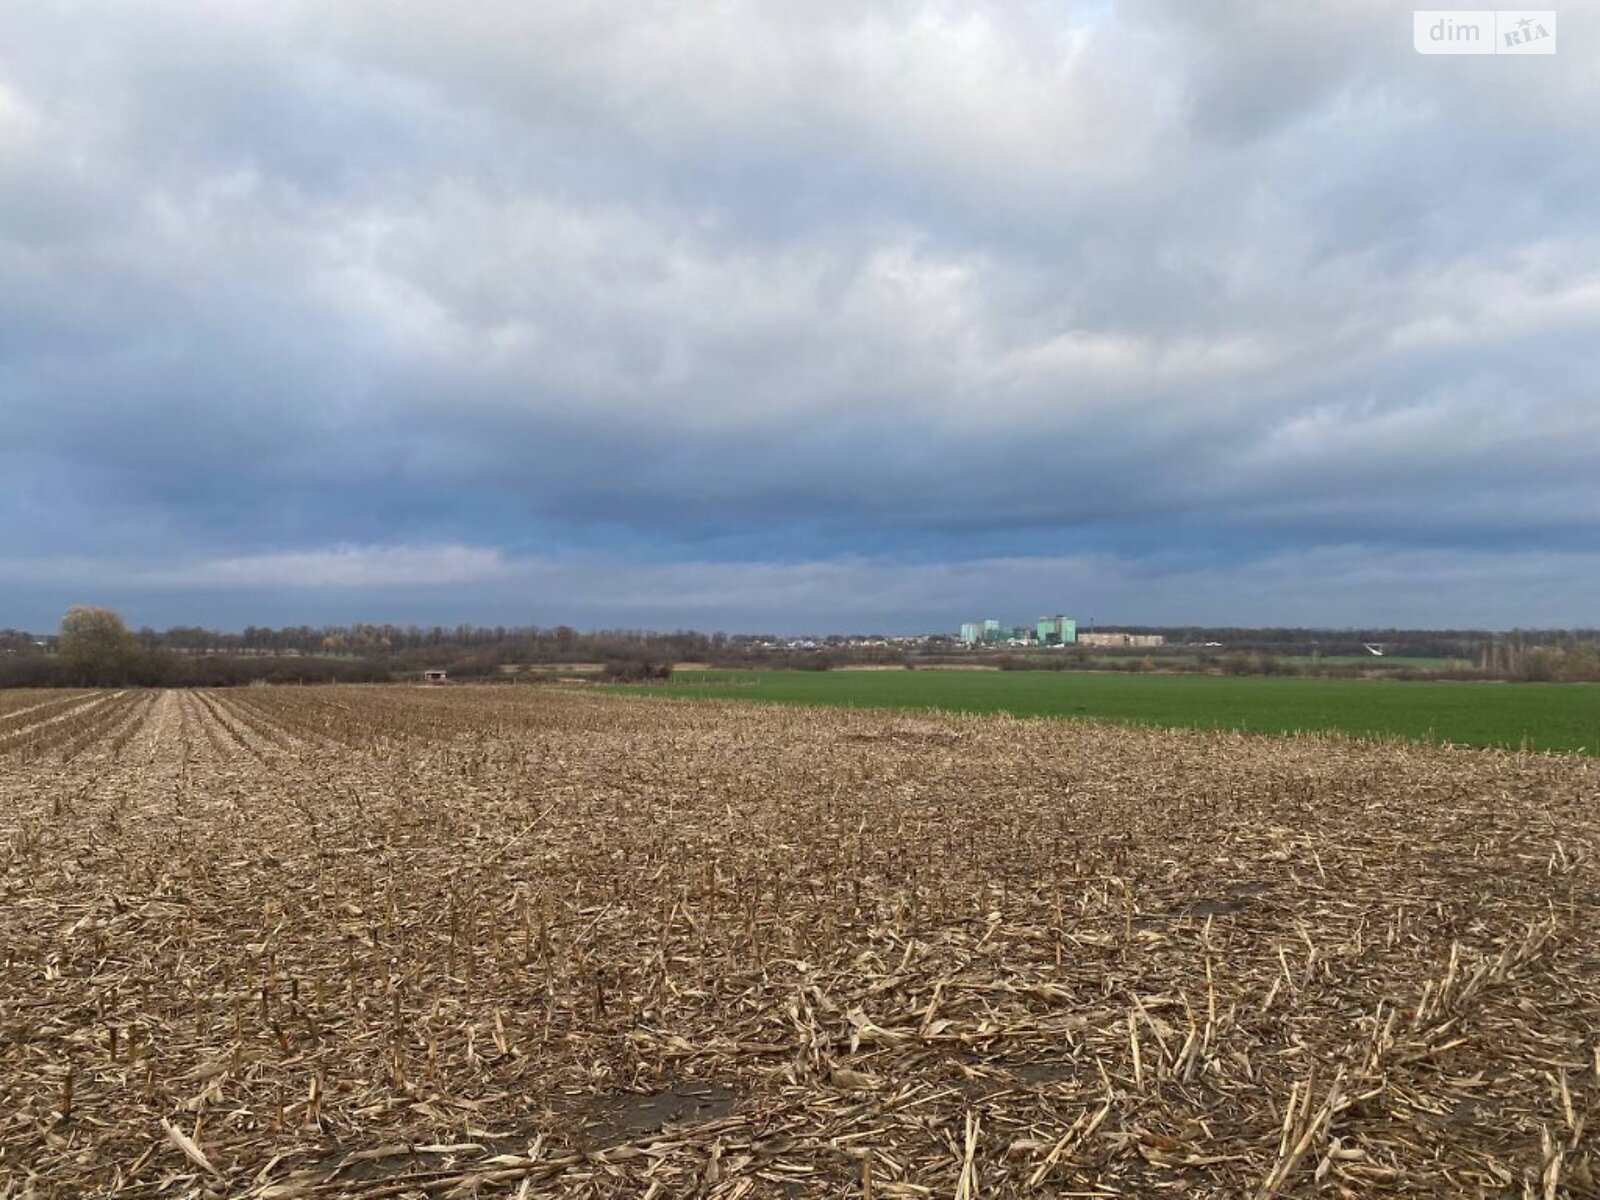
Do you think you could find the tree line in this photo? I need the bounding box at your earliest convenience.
[4,609,1598,688]
[3,609,770,687]
[0,608,392,688]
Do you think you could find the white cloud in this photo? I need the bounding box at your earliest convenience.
[182,545,512,587]
[0,546,512,590]
[4,544,1598,629]
[0,79,41,148]
[1389,246,1600,349]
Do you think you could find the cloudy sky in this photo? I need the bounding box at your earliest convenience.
[2,2,1595,632]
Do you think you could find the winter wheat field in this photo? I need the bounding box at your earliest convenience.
[1,686,1597,1199]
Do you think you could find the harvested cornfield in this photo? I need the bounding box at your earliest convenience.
[1,687,1597,1198]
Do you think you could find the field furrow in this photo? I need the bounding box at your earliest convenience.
[0,691,127,759]
[213,688,335,755]
[0,691,92,725]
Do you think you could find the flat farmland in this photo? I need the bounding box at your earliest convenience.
[2,687,1598,1198]
[623,669,1600,753]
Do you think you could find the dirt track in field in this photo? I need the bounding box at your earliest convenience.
[1,685,1597,1198]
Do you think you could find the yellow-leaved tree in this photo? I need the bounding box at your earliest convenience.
[59,605,138,685]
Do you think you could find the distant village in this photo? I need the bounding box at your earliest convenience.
[957,616,1165,649]
[729,619,1165,654]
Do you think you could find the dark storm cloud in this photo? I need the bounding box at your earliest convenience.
[1,1,1596,630]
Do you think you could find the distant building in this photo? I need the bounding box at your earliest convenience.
[423,669,449,684]
[1035,615,1077,646]
[962,615,1079,646]
[1078,632,1164,648]
[959,619,1007,645]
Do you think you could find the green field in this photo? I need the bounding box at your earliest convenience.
[616,669,1600,753]
[1281,654,1474,668]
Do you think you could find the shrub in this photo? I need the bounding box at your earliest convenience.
[600,658,675,683]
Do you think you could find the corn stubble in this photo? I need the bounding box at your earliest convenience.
[0,685,1596,1197]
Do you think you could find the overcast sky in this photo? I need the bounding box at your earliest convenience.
[2,2,1596,632]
